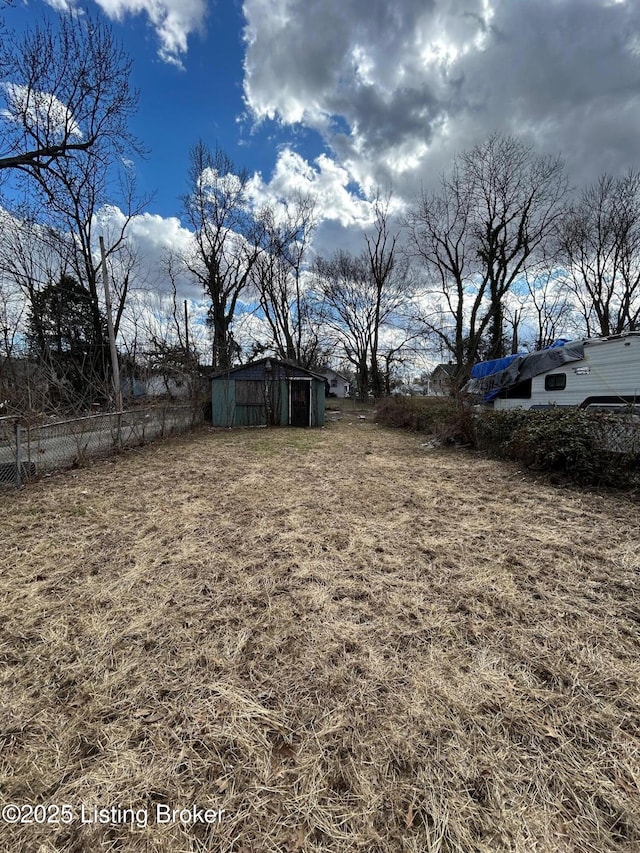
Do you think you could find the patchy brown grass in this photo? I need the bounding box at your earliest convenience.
[0,419,639,853]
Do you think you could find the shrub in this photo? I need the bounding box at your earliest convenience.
[377,398,640,489]
[433,402,476,445]
[472,409,530,455]
[375,396,457,434]
[474,407,640,487]
[508,408,600,480]
[375,395,476,444]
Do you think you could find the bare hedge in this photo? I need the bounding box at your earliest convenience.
[474,407,640,487]
[376,397,640,489]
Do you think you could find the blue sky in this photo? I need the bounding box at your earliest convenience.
[10,0,327,220]
[7,0,640,240]
[2,0,640,369]
[3,0,640,328]
[119,0,325,219]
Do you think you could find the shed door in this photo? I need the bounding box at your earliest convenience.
[290,380,311,427]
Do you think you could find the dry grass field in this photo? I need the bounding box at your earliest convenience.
[0,416,639,853]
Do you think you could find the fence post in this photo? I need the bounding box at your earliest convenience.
[15,420,21,489]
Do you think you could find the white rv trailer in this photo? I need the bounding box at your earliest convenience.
[468,333,640,411]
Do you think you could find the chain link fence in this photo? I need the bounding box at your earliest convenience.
[0,405,203,488]
[593,412,640,455]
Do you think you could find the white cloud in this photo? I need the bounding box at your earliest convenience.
[200,168,245,200]
[48,0,208,67]
[97,207,194,257]
[242,0,640,197]
[247,147,374,229]
[126,211,194,256]
[0,82,83,140]
[242,0,474,182]
[42,0,77,11]
[94,206,211,349]
[95,0,208,66]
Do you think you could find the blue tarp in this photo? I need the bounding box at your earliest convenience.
[466,340,585,402]
[470,354,522,380]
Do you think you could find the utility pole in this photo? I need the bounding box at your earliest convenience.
[184,299,190,359]
[184,299,199,416]
[99,236,123,412]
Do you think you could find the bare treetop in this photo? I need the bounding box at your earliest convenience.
[407,133,568,380]
[180,141,268,371]
[0,11,139,180]
[559,171,640,337]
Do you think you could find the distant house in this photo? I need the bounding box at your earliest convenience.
[145,373,190,399]
[121,377,146,398]
[211,358,325,428]
[319,368,351,398]
[120,372,191,400]
[430,363,456,396]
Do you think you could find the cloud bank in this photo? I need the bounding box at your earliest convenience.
[243,0,640,196]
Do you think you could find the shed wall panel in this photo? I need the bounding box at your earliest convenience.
[277,380,288,425]
[312,380,325,426]
[211,369,325,427]
[212,379,235,427]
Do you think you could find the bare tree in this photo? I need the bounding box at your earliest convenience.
[378,335,425,396]
[181,142,266,371]
[312,252,372,397]
[364,194,410,396]
[0,265,25,409]
[0,178,146,412]
[559,172,640,337]
[0,215,63,408]
[0,10,138,181]
[251,194,328,367]
[0,277,22,359]
[407,134,567,384]
[0,8,143,411]
[0,214,61,313]
[523,267,581,349]
[37,155,148,408]
[144,257,203,400]
[0,219,114,411]
[312,238,409,398]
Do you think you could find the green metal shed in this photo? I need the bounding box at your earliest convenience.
[211,358,326,428]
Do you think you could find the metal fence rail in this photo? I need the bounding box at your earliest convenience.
[0,405,202,488]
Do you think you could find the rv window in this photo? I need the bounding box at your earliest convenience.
[499,378,532,399]
[545,373,566,391]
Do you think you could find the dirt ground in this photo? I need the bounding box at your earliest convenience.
[0,417,639,852]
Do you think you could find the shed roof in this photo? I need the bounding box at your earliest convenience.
[210,357,327,383]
